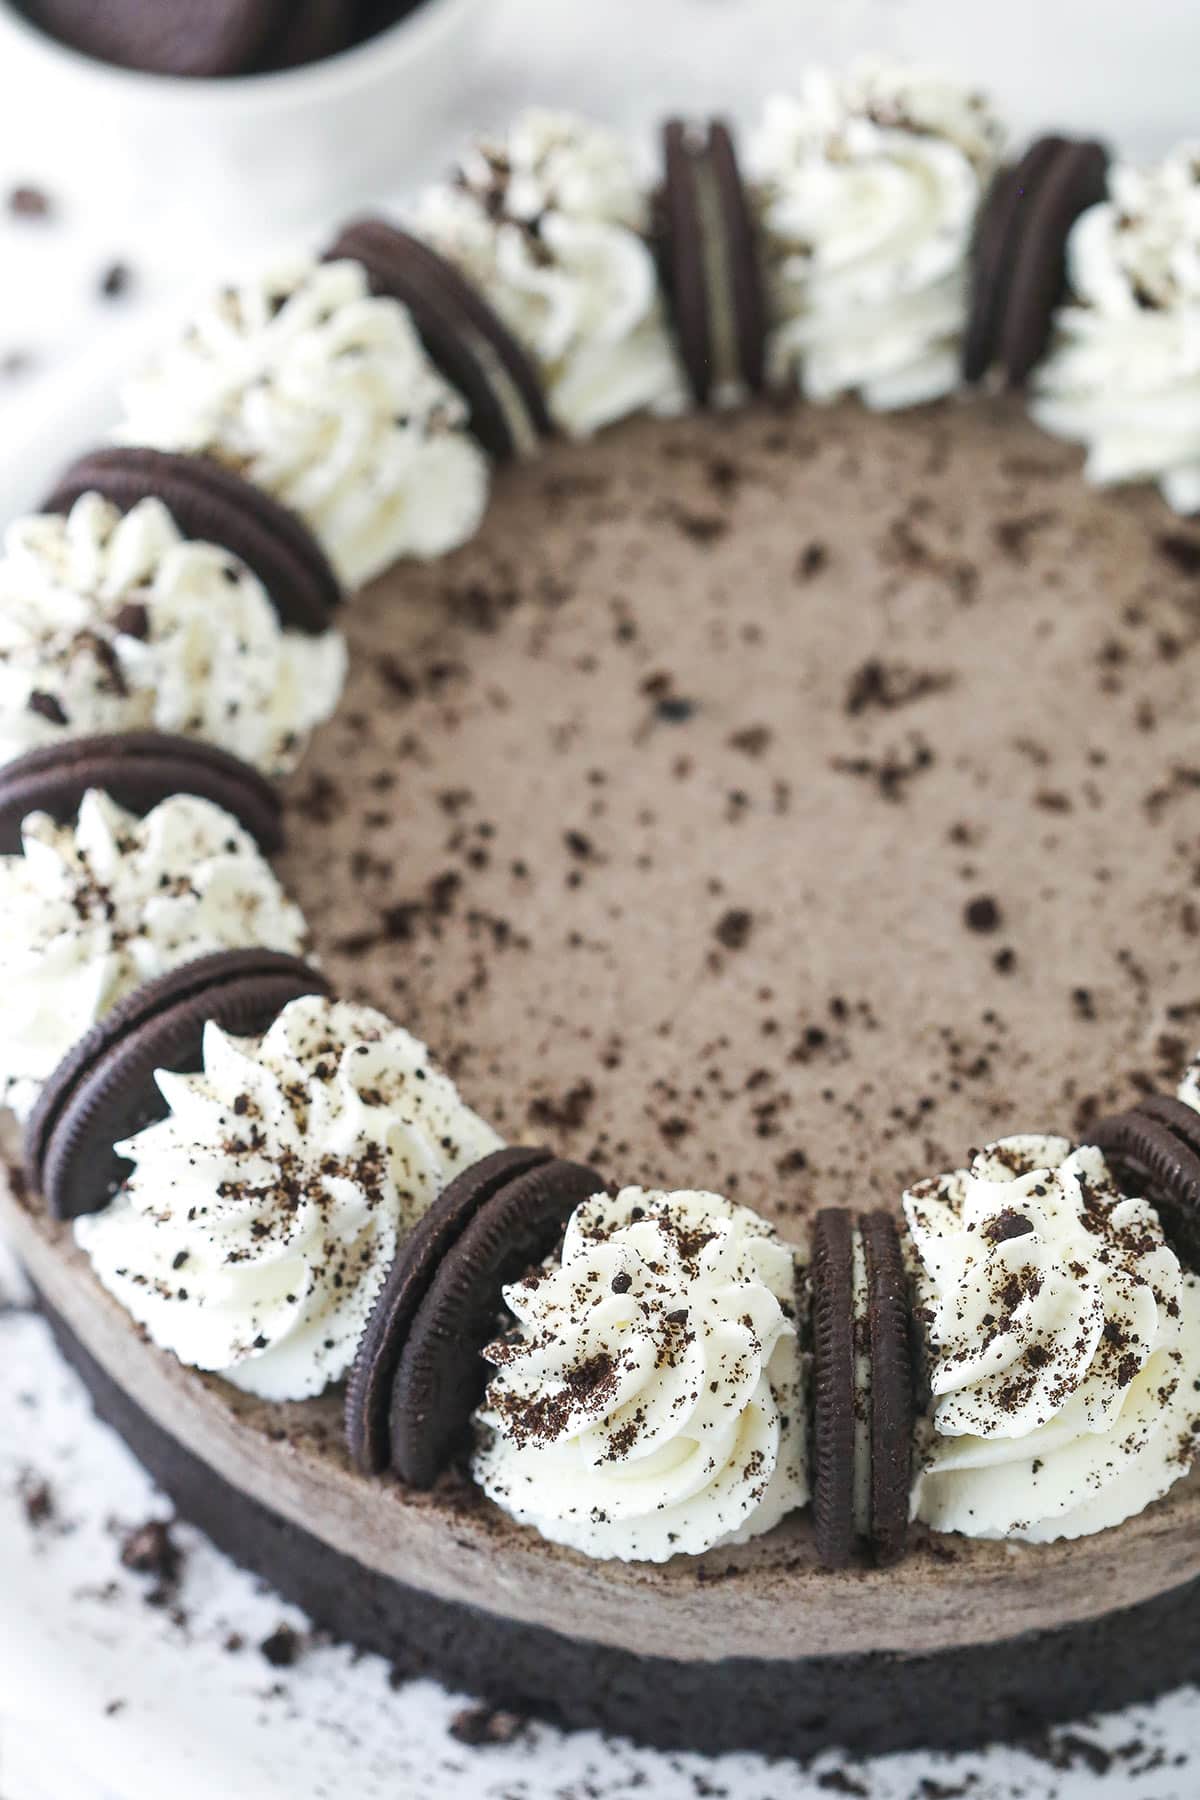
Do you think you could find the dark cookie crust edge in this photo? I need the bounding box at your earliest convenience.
[39,1291,1200,1759]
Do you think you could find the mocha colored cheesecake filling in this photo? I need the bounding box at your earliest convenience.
[8,394,1200,1664]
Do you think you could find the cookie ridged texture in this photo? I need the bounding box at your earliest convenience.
[0,731,284,856]
[964,134,1109,387]
[43,447,341,633]
[1093,1098,1200,1273]
[328,217,553,462]
[27,948,329,1221]
[27,0,285,76]
[809,1206,857,1570]
[660,120,714,407]
[859,1208,913,1567]
[345,1144,553,1476]
[387,1153,606,1489]
[705,119,767,395]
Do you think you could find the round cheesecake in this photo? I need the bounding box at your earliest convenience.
[8,396,1200,1755]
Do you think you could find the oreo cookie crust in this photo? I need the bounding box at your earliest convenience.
[659,118,766,406]
[328,219,552,462]
[1092,1096,1200,1274]
[26,948,329,1222]
[347,1146,604,1486]
[43,447,340,633]
[0,731,283,856]
[964,134,1109,387]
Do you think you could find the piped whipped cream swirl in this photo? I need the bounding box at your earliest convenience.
[113,257,490,587]
[0,789,309,1122]
[1031,144,1200,515]
[748,61,1003,408]
[904,1135,1200,1542]
[473,1186,808,1562]
[76,996,503,1401]
[0,494,345,777]
[413,110,685,437]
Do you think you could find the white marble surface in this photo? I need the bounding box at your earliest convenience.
[3,2,1200,1794]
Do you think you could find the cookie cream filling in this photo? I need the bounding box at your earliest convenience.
[472,1187,808,1562]
[412,109,686,437]
[75,995,503,1402]
[904,1135,1200,1542]
[748,61,1003,409]
[113,257,490,588]
[1031,144,1200,515]
[0,494,346,778]
[0,789,309,1123]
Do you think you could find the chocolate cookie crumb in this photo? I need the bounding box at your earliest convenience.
[120,1519,181,1587]
[715,908,753,950]
[448,1704,528,1746]
[7,184,51,220]
[99,261,134,300]
[259,1624,301,1668]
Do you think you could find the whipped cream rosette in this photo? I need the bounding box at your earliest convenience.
[0,493,345,777]
[113,257,489,587]
[412,109,686,437]
[904,1135,1200,1542]
[1031,144,1200,515]
[748,61,1003,409]
[473,1186,808,1561]
[0,789,309,1123]
[75,995,503,1402]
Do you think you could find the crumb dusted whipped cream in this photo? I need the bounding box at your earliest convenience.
[0,494,345,777]
[0,790,309,1122]
[113,258,489,587]
[473,1186,808,1561]
[413,110,685,437]
[76,996,502,1402]
[1032,144,1200,516]
[904,1135,1200,1542]
[748,61,1003,409]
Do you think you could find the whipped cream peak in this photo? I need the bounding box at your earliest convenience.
[75,995,503,1401]
[414,110,685,437]
[114,257,490,586]
[905,1134,1200,1540]
[749,61,1003,410]
[0,493,345,777]
[473,1186,808,1562]
[0,787,309,1122]
[1031,143,1200,515]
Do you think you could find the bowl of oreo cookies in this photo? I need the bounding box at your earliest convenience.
[0,0,482,242]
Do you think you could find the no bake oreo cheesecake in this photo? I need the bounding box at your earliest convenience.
[5,60,1200,1758]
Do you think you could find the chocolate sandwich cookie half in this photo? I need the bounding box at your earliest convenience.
[809,1207,914,1569]
[963,134,1110,388]
[1092,1096,1200,1274]
[27,0,285,77]
[658,118,767,407]
[346,1145,604,1485]
[0,731,284,857]
[43,447,341,634]
[26,948,329,1222]
[328,219,553,463]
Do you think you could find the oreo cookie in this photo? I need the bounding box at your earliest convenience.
[27,0,285,77]
[26,948,329,1222]
[963,134,1109,387]
[327,218,553,462]
[658,118,767,407]
[809,1207,914,1569]
[0,731,284,856]
[43,448,341,633]
[346,1145,603,1485]
[1092,1095,1200,1273]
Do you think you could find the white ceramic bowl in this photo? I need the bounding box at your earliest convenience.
[0,0,483,247]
